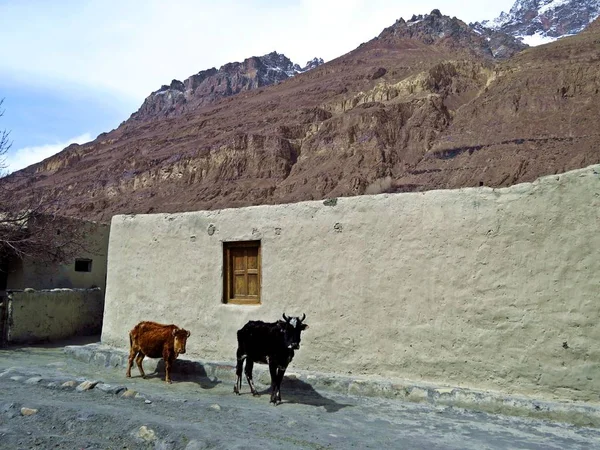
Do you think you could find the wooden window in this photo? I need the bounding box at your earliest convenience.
[223,241,261,304]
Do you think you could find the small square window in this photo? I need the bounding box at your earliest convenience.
[223,241,261,304]
[74,258,92,272]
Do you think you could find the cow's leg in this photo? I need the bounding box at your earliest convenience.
[245,359,259,395]
[126,332,135,378]
[163,346,175,384]
[269,360,278,404]
[135,353,146,378]
[234,348,245,394]
[234,360,243,394]
[275,367,286,405]
[126,349,137,378]
[164,356,173,384]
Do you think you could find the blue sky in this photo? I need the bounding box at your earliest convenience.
[0,0,515,173]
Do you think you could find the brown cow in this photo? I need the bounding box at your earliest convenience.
[126,321,191,384]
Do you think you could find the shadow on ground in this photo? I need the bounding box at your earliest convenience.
[149,359,222,390]
[251,378,353,413]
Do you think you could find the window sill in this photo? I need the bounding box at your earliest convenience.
[223,299,261,306]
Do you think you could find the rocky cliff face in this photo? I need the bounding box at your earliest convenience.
[129,52,324,122]
[7,12,600,222]
[476,0,600,45]
[381,9,527,59]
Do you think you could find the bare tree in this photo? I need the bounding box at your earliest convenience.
[0,99,98,265]
[0,99,11,177]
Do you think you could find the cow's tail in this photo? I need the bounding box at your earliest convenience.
[236,329,243,352]
[236,329,248,360]
[128,328,135,350]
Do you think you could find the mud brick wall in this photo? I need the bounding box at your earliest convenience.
[102,165,600,403]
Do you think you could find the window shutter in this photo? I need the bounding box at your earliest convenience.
[224,241,261,304]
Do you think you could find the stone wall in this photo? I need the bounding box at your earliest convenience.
[7,288,104,344]
[102,165,600,403]
[6,221,110,291]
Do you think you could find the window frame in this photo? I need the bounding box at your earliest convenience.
[222,240,261,305]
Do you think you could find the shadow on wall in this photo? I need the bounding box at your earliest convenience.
[7,335,100,350]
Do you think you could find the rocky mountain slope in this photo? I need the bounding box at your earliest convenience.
[477,0,600,45]
[130,52,323,122]
[7,11,600,222]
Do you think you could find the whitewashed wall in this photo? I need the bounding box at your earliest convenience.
[102,165,600,403]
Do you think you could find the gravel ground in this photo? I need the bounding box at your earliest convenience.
[1,340,600,450]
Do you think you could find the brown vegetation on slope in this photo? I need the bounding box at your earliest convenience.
[7,13,600,222]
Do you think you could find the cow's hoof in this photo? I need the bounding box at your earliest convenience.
[125,374,131,378]
[252,392,260,397]
[166,380,172,384]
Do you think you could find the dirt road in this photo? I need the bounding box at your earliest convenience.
[1,341,599,449]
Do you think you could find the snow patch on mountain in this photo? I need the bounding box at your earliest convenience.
[518,32,559,45]
[480,11,511,30]
[476,0,600,46]
[539,0,571,15]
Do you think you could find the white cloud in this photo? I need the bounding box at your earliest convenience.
[4,133,92,174]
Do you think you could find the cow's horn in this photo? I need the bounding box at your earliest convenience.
[300,313,306,322]
[282,313,289,322]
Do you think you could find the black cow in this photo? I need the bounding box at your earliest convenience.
[234,313,309,404]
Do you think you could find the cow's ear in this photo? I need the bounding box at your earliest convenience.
[186,330,191,338]
[301,324,309,330]
[172,329,178,336]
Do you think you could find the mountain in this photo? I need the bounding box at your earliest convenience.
[6,11,600,222]
[381,10,527,58]
[476,0,600,45]
[129,52,324,122]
